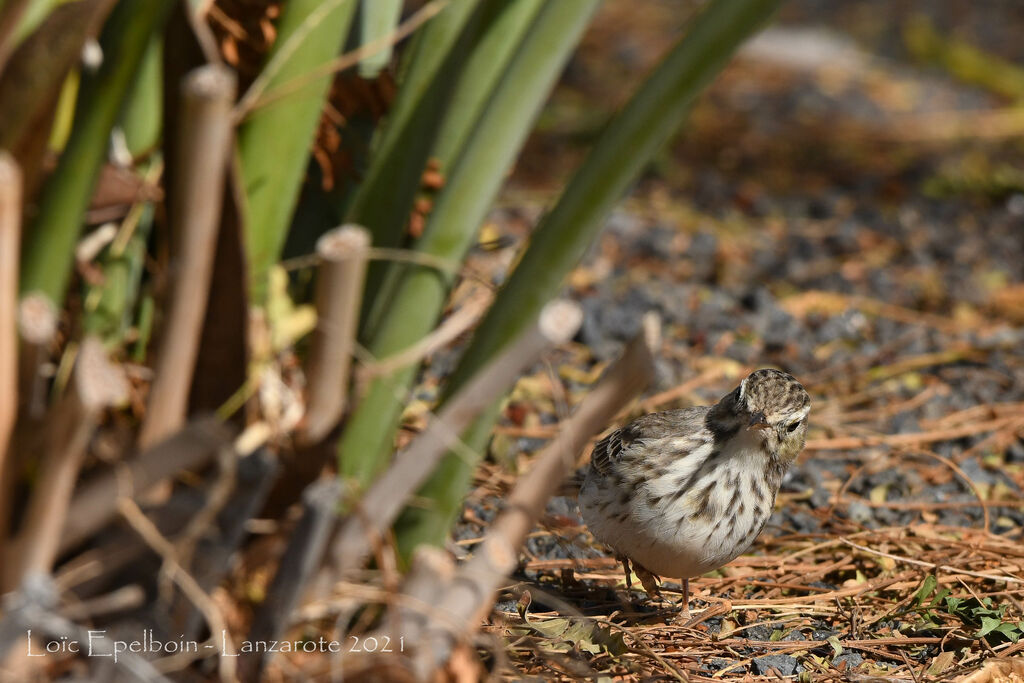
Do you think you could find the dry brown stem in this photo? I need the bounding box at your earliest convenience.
[5,338,127,590]
[404,314,661,679]
[139,64,237,449]
[325,300,584,582]
[298,225,370,446]
[0,153,20,469]
[361,285,494,379]
[60,416,233,551]
[386,545,457,640]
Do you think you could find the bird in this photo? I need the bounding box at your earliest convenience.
[579,368,811,620]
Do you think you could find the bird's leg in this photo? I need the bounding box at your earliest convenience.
[617,555,633,590]
[669,578,693,625]
[633,563,662,601]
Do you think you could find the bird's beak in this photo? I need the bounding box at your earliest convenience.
[747,412,770,431]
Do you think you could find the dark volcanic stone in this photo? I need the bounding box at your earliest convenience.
[746,624,775,641]
[705,657,734,673]
[832,652,864,670]
[753,654,799,676]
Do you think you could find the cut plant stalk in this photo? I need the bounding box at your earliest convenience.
[15,293,56,420]
[19,0,174,310]
[395,0,783,558]
[336,0,600,494]
[325,300,582,580]
[235,0,358,305]
[4,337,128,591]
[410,316,659,678]
[0,153,20,570]
[139,64,236,450]
[0,153,20,465]
[298,224,370,447]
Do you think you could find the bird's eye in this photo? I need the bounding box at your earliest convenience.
[786,421,802,433]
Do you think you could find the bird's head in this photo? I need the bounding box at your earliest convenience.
[713,368,811,462]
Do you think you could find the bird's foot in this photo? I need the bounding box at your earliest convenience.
[633,563,662,602]
[671,603,693,625]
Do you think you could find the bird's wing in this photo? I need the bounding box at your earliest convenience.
[589,407,708,477]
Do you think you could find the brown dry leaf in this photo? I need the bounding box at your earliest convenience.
[957,658,1024,683]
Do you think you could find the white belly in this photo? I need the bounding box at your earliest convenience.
[580,438,776,579]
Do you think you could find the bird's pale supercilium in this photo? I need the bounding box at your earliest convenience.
[579,369,811,619]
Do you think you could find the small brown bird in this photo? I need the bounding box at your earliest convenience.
[579,369,811,619]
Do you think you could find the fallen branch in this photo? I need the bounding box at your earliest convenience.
[139,64,236,449]
[404,313,661,679]
[325,299,584,581]
[298,225,370,446]
[780,290,978,335]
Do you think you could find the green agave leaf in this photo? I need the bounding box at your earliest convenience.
[357,0,402,78]
[236,0,358,304]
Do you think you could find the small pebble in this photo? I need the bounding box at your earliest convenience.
[752,654,799,676]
